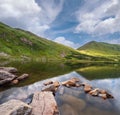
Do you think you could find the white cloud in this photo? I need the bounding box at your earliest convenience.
[105,38,120,44]
[54,36,80,49]
[39,0,64,24]
[75,0,120,36]
[0,0,41,18]
[0,0,64,37]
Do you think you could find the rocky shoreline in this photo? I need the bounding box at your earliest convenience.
[0,67,29,85]
[0,67,114,115]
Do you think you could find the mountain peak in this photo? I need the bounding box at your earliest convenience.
[78,40,120,57]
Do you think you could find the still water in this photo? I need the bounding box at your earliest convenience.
[0,61,120,115]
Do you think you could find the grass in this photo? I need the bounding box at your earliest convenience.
[0,22,119,62]
[78,41,120,61]
[0,22,84,61]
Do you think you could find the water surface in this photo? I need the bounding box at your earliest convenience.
[0,61,120,115]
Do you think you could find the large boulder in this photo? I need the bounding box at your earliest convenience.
[0,67,17,73]
[0,99,32,115]
[30,91,59,115]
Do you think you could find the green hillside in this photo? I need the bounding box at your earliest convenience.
[78,41,120,61]
[0,22,98,62]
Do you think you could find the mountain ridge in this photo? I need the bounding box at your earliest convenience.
[0,21,99,62]
[78,41,120,61]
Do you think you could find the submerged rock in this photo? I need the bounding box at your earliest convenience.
[58,94,86,112]
[0,99,32,115]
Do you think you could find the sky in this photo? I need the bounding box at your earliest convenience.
[0,0,120,49]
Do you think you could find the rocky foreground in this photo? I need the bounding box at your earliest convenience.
[0,67,29,85]
[0,67,114,115]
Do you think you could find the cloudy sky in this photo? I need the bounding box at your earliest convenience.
[0,0,120,48]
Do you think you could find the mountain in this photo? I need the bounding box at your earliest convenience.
[78,41,120,61]
[0,22,93,61]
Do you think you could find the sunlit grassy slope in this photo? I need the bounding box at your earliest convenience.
[0,22,85,61]
[78,41,120,61]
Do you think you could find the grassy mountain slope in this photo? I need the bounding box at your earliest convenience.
[0,22,81,60]
[78,41,120,61]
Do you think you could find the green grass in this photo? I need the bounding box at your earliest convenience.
[0,22,119,62]
[78,41,120,61]
[0,22,84,61]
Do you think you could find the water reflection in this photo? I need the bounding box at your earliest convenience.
[0,72,84,104]
[0,62,120,115]
[0,71,120,115]
[91,78,120,111]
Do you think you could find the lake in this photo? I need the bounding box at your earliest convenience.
[0,61,120,115]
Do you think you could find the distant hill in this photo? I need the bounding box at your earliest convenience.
[78,41,120,61]
[0,22,92,61]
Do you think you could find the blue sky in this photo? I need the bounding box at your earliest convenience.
[0,0,120,48]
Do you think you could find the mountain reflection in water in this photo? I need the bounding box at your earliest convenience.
[0,71,120,115]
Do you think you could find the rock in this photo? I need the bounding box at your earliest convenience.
[0,67,17,73]
[87,88,114,99]
[83,83,92,93]
[44,80,53,86]
[0,70,16,80]
[89,88,114,99]
[89,88,99,96]
[42,81,60,93]
[71,77,80,82]
[62,77,80,87]
[42,84,58,93]
[16,73,29,81]
[30,91,59,115]
[11,79,19,85]
[98,92,114,100]
[0,99,32,115]
[99,89,107,94]
[0,78,12,85]
[98,93,107,100]
[0,70,16,85]
[53,81,60,87]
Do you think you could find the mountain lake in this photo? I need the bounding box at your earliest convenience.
[0,61,120,115]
